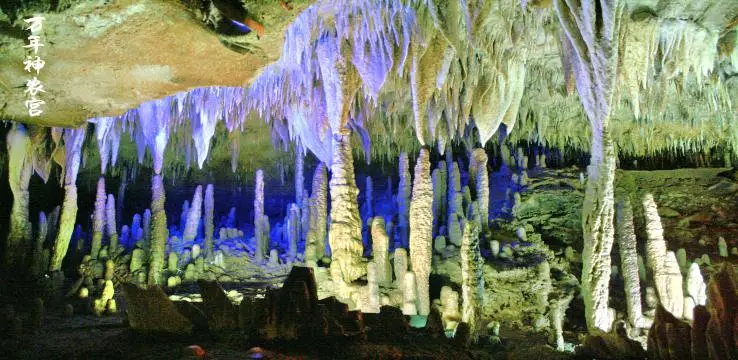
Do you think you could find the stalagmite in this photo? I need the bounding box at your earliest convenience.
[371,217,391,285]
[147,175,168,286]
[5,124,33,270]
[363,176,374,221]
[254,170,266,263]
[91,177,107,259]
[661,251,684,318]
[328,131,366,283]
[409,148,433,316]
[469,149,489,230]
[366,261,380,313]
[460,219,482,343]
[554,0,624,332]
[288,203,299,259]
[142,210,152,249]
[204,184,214,258]
[117,168,126,226]
[306,163,327,263]
[717,237,728,258]
[50,126,86,272]
[402,271,418,316]
[394,248,408,292]
[447,162,461,238]
[615,198,643,328]
[106,194,118,253]
[183,185,203,242]
[31,212,48,276]
[397,152,411,248]
[180,200,190,231]
[686,263,707,306]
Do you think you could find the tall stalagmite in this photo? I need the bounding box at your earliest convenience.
[615,198,643,327]
[470,149,489,230]
[50,126,86,272]
[397,152,411,248]
[288,203,300,259]
[91,177,107,259]
[447,162,461,240]
[409,148,433,315]
[204,184,215,257]
[5,124,33,270]
[254,169,266,262]
[328,131,366,283]
[106,194,119,252]
[31,212,48,276]
[371,217,391,285]
[147,174,168,286]
[461,219,483,342]
[296,143,305,208]
[306,163,328,263]
[554,0,624,332]
[183,185,203,242]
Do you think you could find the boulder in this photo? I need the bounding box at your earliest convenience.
[121,283,192,334]
[197,280,238,330]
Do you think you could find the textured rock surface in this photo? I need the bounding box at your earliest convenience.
[306,163,328,263]
[409,148,433,315]
[371,217,392,286]
[615,198,643,327]
[147,175,168,286]
[4,124,33,269]
[122,283,192,334]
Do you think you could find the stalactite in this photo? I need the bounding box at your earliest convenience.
[461,219,482,343]
[328,131,366,283]
[409,148,433,316]
[204,184,215,258]
[554,0,625,333]
[5,124,33,270]
[106,194,119,254]
[306,163,328,263]
[254,169,266,262]
[370,217,391,286]
[470,149,489,230]
[91,177,107,259]
[147,174,168,286]
[50,126,86,272]
[183,185,203,242]
[397,152,411,248]
[615,198,643,328]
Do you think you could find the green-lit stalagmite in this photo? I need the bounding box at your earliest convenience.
[5,124,33,270]
[50,126,86,272]
[554,0,625,332]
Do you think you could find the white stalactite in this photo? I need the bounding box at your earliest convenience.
[328,130,366,283]
[409,148,433,316]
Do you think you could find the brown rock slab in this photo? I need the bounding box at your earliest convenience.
[121,282,192,334]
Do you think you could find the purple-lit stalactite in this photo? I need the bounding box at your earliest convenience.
[397,152,411,248]
[91,177,107,259]
[5,124,33,270]
[409,148,433,316]
[204,184,215,258]
[554,0,624,332]
[254,169,266,262]
[94,116,121,174]
[50,126,86,272]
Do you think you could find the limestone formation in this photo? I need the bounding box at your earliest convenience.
[147,175,168,286]
[183,185,203,242]
[717,237,728,258]
[121,283,193,334]
[254,169,266,262]
[31,212,48,276]
[394,248,408,292]
[460,220,482,342]
[615,198,643,328]
[402,271,418,315]
[296,142,305,208]
[366,262,380,313]
[288,203,300,259]
[447,162,461,237]
[370,217,391,285]
[686,262,707,306]
[409,148,433,315]
[50,127,86,272]
[643,193,683,318]
[306,163,328,263]
[91,177,107,259]
[5,124,33,270]
[397,152,411,248]
[328,131,366,283]
[204,184,215,257]
[106,194,119,253]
